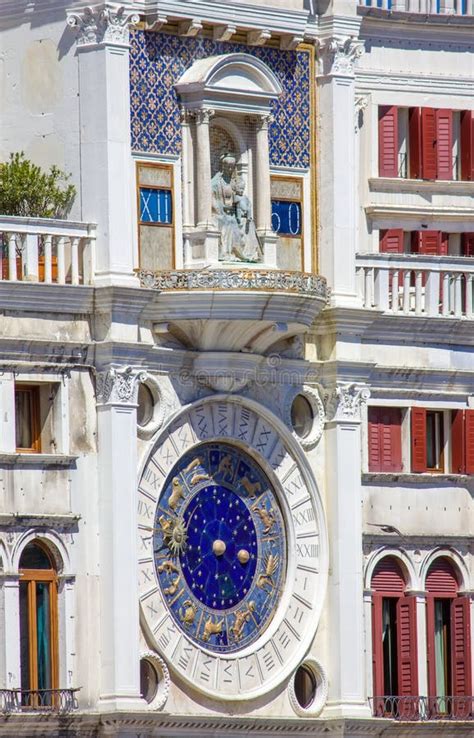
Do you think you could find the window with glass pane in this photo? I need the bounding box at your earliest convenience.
[434,599,451,706]
[382,598,398,696]
[19,543,58,707]
[426,411,444,471]
[15,386,40,452]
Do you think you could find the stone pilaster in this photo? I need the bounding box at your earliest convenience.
[67,3,140,287]
[323,382,371,718]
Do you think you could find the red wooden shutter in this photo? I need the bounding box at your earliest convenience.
[380,229,404,254]
[421,108,437,179]
[379,106,399,178]
[396,597,418,696]
[411,407,427,472]
[372,595,384,705]
[451,597,472,698]
[451,410,465,474]
[426,558,459,596]
[461,233,474,257]
[409,107,422,179]
[418,230,441,255]
[460,110,474,181]
[426,596,437,698]
[380,408,403,472]
[368,407,382,472]
[436,109,453,180]
[465,409,474,474]
[372,557,406,595]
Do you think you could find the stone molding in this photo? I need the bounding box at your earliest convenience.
[96,366,148,406]
[324,383,371,422]
[67,3,140,47]
[287,658,328,718]
[317,36,365,77]
[138,269,329,300]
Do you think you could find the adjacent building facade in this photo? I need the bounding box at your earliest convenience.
[0,0,472,735]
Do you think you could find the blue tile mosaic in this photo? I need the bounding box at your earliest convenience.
[130,30,311,169]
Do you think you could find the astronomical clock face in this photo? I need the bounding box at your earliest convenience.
[154,442,286,654]
[137,398,326,700]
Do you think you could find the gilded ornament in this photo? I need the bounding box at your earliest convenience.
[229,602,255,642]
[240,476,261,498]
[253,502,276,534]
[168,477,185,510]
[256,553,279,591]
[179,600,197,627]
[202,616,224,642]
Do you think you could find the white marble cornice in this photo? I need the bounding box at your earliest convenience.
[67,2,140,47]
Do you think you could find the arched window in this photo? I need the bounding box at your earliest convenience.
[371,557,418,715]
[426,557,472,715]
[19,542,58,707]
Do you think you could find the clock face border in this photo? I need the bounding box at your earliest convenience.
[137,395,327,701]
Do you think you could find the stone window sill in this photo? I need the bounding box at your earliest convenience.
[363,472,471,484]
[0,453,78,467]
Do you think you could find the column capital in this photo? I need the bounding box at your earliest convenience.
[193,108,215,125]
[96,366,148,406]
[255,113,274,131]
[317,36,365,78]
[66,3,140,48]
[324,382,370,423]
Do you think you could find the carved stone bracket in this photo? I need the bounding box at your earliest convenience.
[96,366,148,406]
[66,3,140,47]
[317,36,365,77]
[324,382,370,423]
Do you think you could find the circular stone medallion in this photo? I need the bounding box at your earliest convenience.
[153,442,286,654]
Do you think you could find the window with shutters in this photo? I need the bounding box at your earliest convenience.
[411,408,446,473]
[368,407,403,472]
[371,557,418,717]
[451,409,474,474]
[425,558,472,717]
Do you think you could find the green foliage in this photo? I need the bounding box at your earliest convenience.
[0,152,76,219]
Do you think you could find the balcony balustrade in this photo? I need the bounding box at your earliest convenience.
[370,695,473,720]
[357,253,474,319]
[0,688,79,714]
[0,216,95,286]
[360,0,474,14]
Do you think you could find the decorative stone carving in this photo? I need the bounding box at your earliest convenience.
[67,3,139,47]
[139,650,170,711]
[288,658,328,717]
[96,366,148,405]
[284,385,326,450]
[324,383,370,422]
[317,36,365,77]
[138,268,329,299]
[355,94,369,131]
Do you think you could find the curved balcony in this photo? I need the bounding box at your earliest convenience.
[138,267,329,353]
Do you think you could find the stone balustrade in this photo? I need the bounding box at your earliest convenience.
[0,216,96,286]
[359,0,474,14]
[356,252,474,318]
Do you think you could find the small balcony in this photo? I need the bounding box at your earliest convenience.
[357,253,474,319]
[370,695,473,720]
[359,0,474,16]
[0,216,95,286]
[0,688,79,714]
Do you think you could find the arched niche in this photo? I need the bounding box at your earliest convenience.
[176,54,282,269]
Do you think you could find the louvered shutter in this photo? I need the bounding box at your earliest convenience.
[411,407,427,473]
[436,109,453,180]
[461,110,474,181]
[379,106,399,178]
[451,410,465,474]
[451,598,472,699]
[396,597,418,696]
[409,108,422,179]
[368,408,382,472]
[372,595,384,710]
[421,108,437,179]
[380,408,402,472]
[372,557,406,595]
[461,233,474,257]
[426,558,459,596]
[380,229,404,254]
[426,596,437,698]
[465,409,474,474]
[418,230,441,255]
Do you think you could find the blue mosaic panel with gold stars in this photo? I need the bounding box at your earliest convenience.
[130,30,311,169]
[153,442,287,654]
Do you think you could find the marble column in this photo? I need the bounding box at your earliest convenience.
[195,108,214,228]
[323,383,371,718]
[67,5,139,287]
[317,29,364,306]
[95,366,146,710]
[254,114,278,267]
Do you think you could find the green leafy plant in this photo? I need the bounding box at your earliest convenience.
[0,152,76,219]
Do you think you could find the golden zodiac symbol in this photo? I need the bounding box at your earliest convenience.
[202,616,224,642]
[190,471,211,485]
[183,458,201,473]
[179,600,197,627]
[158,515,188,554]
[218,454,234,477]
[184,456,211,485]
[252,502,276,534]
[240,476,261,498]
[157,560,179,575]
[164,573,181,596]
[168,477,185,511]
[229,601,255,641]
[256,553,279,592]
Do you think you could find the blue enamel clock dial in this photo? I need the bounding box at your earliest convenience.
[153,442,287,653]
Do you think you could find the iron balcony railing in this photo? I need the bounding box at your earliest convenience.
[370,695,474,720]
[0,688,79,714]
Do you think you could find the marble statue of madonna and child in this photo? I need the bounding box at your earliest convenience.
[211,153,263,263]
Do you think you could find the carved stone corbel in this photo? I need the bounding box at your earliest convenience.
[66,3,140,47]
